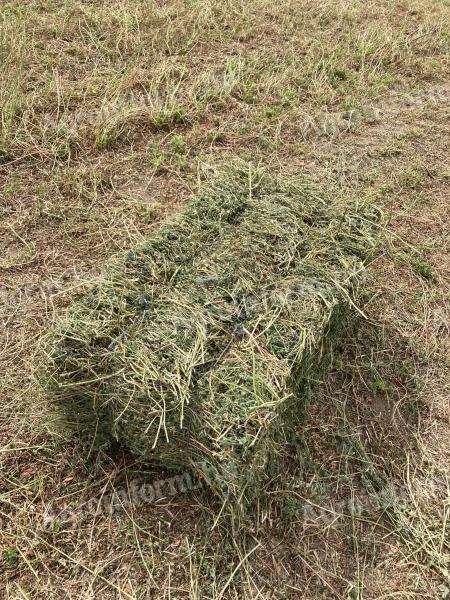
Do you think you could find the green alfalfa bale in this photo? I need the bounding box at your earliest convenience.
[38,162,381,519]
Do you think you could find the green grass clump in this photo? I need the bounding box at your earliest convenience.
[39,163,381,520]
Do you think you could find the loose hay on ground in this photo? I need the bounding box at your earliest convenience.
[39,162,381,520]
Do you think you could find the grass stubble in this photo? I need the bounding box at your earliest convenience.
[0,0,449,598]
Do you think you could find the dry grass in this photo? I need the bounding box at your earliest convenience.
[0,0,449,598]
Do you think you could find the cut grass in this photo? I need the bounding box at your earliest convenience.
[2,0,449,167]
[0,0,449,598]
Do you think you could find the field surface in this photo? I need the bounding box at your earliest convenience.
[0,1,449,598]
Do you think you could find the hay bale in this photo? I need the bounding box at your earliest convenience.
[39,163,380,516]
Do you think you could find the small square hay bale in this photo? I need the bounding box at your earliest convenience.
[39,163,381,519]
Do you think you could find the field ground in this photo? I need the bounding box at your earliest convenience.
[0,1,449,598]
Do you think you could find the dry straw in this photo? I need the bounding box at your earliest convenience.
[39,162,381,522]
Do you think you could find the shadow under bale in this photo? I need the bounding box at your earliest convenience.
[39,163,381,523]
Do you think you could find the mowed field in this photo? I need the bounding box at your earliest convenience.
[0,1,449,598]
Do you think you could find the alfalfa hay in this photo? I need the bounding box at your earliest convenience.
[39,163,381,517]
